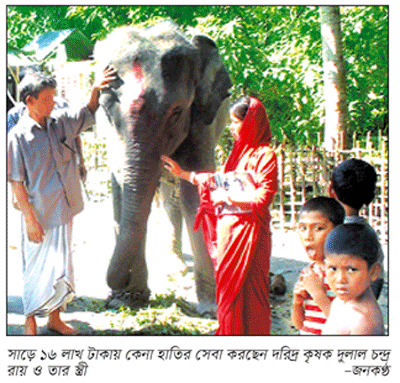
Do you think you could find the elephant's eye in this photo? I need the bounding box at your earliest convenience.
[167,106,183,127]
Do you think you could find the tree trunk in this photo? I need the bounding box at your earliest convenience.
[320,6,349,151]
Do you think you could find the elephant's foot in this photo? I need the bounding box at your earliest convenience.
[193,270,217,318]
[105,290,150,310]
[196,300,217,319]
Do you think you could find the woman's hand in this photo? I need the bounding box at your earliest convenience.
[161,156,192,182]
[161,156,183,177]
[211,188,229,206]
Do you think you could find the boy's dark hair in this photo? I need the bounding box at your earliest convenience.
[331,158,377,211]
[324,223,380,268]
[19,70,57,105]
[300,196,345,226]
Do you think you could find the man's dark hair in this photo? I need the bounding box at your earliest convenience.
[324,223,380,268]
[331,158,377,211]
[19,70,57,105]
[300,196,345,227]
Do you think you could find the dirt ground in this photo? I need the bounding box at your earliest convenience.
[6,191,388,336]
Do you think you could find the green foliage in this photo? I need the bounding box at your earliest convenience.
[184,6,325,147]
[7,5,388,151]
[7,6,70,52]
[69,293,218,335]
[341,6,388,139]
[105,292,218,335]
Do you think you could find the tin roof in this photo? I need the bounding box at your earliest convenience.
[22,29,93,62]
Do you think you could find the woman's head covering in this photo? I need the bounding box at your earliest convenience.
[194,97,274,264]
[224,97,271,171]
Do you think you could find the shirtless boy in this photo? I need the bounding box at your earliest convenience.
[323,223,384,335]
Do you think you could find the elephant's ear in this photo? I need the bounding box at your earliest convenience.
[191,35,232,126]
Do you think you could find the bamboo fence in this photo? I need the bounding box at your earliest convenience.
[80,132,388,245]
[270,133,388,245]
[58,61,388,245]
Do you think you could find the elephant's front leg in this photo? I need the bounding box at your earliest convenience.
[111,173,122,237]
[106,225,150,309]
[179,180,217,317]
[158,174,184,262]
[106,150,161,310]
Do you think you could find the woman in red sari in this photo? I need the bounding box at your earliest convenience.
[162,97,278,335]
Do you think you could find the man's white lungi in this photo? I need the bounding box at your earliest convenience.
[21,219,75,317]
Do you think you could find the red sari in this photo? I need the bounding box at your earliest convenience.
[194,98,278,335]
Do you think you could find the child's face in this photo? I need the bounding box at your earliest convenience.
[325,253,377,302]
[298,211,334,262]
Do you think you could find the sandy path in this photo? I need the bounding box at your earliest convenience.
[6,189,388,335]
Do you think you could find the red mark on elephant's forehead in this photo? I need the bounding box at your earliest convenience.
[129,58,144,96]
[132,59,144,82]
[122,58,145,116]
[124,58,144,96]
[125,58,146,133]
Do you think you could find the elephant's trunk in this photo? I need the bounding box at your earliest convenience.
[106,138,162,294]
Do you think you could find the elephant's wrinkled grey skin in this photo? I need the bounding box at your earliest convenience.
[94,22,232,315]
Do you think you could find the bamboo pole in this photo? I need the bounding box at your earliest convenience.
[312,145,317,197]
[279,146,286,230]
[381,137,387,242]
[289,150,297,227]
[299,149,306,203]
[367,131,372,151]
[322,145,329,188]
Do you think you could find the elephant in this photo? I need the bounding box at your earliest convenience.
[94,21,232,315]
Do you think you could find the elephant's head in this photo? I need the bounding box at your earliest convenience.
[94,22,231,293]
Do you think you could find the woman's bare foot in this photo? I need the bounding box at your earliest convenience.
[25,316,37,335]
[47,309,79,335]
